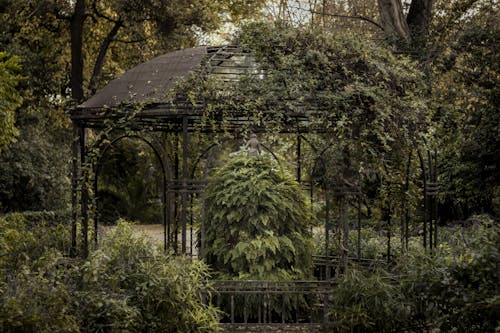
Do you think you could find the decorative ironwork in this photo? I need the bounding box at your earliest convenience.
[208,280,335,326]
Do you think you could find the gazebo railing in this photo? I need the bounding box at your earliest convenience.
[206,280,336,327]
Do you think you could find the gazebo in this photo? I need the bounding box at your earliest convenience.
[70,44,439,264]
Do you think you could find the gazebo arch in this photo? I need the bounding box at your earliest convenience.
[92,132,171,250]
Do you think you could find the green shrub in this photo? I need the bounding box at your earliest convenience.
[398,215,500,332]
[0,212,71,272]
[80,221,219,332]
[325,215,499,332]
[0,218,219,332]
[2,210,71,228]
[328,269,408,332]
[0,250,79,333]
[204,152,314,280]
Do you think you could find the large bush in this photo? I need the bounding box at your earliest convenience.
[79,222,218,332]
[328,215,500,332]
[204,152,314,280]
[0,216,218,332]
[328,269,408,332]
[397,215,500,332]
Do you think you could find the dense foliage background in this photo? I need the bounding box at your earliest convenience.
[0,0,498,332]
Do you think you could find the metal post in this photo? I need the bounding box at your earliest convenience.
[200,169,207,259]
[294,294,298,323]
[297,134,301,183]
[174,134,179,252]
[181,116,188,254]
[244,295,248,323]
[70,125,79,257]
[190,195,193,256]
[93,169,98,246]
[387,209,391,264]
[433,150,438,249]
[324,185,330,259]
[230,295,235,324]
[79,127,89,259]
[164,171,169,252]
[258,293,262,323]
[341,194,349,272]
[427,150,433,252]
[357,194,361,260]
[282,294,286,324]
[418,151,427,250]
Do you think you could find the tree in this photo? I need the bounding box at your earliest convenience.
[0,0,267,212]
[377,0,433,45]
[0,52,22,152]
[434,2,499,218]
[0,112,70,213]
[22,0,268,102]
[0,4,72,213]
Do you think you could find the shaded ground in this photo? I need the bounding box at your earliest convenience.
[99,223,198,254]
[219,324,323,333]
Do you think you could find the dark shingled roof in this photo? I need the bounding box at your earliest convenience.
[72,45,319,133]
[80,46,208,108]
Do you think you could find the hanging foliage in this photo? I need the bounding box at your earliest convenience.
[168,23,431,238]
[172,23,429,184]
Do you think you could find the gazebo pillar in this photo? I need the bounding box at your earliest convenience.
[70,124,79,257]
[181,116,189,253]
[80,127,89,258]
[70,123,89,258]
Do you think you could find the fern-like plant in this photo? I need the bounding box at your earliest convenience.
[204,151,313,280]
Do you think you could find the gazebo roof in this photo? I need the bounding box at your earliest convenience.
[72,45,317,133]
[80,47,208,109]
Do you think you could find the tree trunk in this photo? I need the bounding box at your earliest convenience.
[377,0,410,42]
[70,0,85,102]
[407,0,433,36]
[407,0,433,47]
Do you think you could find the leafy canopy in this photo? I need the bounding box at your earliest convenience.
[0,52,22,152]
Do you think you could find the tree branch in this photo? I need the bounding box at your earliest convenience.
[288,4,384,31]
[309,9,385,30]
[91,0,120,23]
[113,37,147,44]
[88,20,123,94]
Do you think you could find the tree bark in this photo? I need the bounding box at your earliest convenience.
[377,0,411,42]
[407,0,433,35]
[70,0,85,102]
[407,0,433,47]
